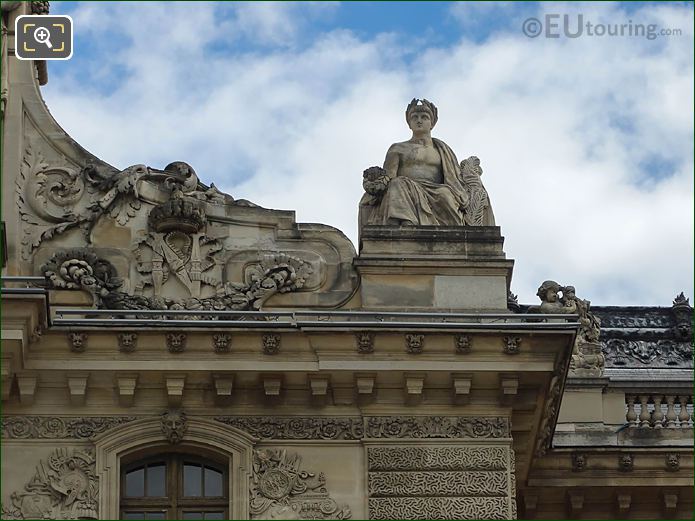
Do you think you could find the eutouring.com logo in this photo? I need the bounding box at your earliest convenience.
[522,14,682,40]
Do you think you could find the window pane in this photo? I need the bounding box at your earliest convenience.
[182,512,203,520]
[205,513,225,520]
[145,513,166,520]
[147,464,166,497]
[204,467,223,497]
[183,463,202,496]
[122,512,144,520]
[125,467,145,497]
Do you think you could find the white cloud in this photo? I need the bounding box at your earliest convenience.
[42,1,694,306]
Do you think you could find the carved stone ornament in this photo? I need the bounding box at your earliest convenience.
[117,332,137,353]
[535,343,572,457]
[571,453,587,472]
[619,453,634,472]
[1,416,137,439]
[0,448,98,520]
[455,334,472,354]
[671,292,693,342]
[507,290,520,313]
[161,409,187,444]
[262,334,281,355]
[365,416,510,439]
[503,336,520,355]
[213,416,508,440]
[604,337,692,368]
[666,453,680,472]
[166,332,186,353]
[215,416,364,440]
[356,332,374,354]
[250,448,351,520]
[405,333,424,354]
[68,331,87,352]
[212,333,231,353]
[530,281,604,376]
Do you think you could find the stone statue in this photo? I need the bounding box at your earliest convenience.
[529,280,604,377]
[359,99,494,228]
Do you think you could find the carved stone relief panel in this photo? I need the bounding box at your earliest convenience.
[0,447,98,520]
[367,445,515,520]
[250,448,351,520]
[15,126,358,309]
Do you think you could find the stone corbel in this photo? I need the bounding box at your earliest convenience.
[662,492,678,517]
[67,373,89,405]
[567,490,584,517]
[165,374,186,407]
[17,373,38,405]
[404,373,425,405]
[116,373,138,407]
[522,491,538,519]
[499,374,519,406]
[308,374,329,405]
[263,375,282,398]
[616,493,631,516]
[452,373,472,405]
[355,373,375,404]
[213,374,234,404]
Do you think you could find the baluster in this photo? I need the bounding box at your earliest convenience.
[652,395,664,428]
[639,395,651,428]
[678,396,691,427]
[665,396,677,428]
[626,395,638,427]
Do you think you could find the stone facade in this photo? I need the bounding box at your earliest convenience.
[1,4,693,519]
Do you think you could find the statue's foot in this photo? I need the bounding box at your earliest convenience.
[386,218,400,226]
[401,220,415,227]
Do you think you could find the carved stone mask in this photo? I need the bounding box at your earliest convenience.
[161,410,187,444]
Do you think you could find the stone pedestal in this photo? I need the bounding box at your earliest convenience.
[355,226,514,310]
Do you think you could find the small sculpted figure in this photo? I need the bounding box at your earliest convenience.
[359,99,494,228]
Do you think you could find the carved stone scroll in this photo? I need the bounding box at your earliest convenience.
[250,449,351,520]
[0,448,98,520]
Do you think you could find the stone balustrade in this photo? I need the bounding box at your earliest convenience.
[626,394,693,429]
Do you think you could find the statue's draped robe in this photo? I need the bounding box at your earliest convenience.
[361,139,492,227]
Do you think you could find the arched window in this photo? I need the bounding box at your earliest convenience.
[120,454,228,520]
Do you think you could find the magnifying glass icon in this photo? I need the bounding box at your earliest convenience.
[34,26,53,49]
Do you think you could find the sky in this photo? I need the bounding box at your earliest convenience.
[40,1,694,306]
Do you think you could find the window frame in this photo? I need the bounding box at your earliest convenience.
[120,453,228,520]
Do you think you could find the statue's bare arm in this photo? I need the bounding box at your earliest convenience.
[382,144,402,180]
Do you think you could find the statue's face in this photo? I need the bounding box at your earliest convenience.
[546,288,559,302]
[408,110,433,132]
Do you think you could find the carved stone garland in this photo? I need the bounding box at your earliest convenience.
[0,448,98,520]
[250,449,351,520]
